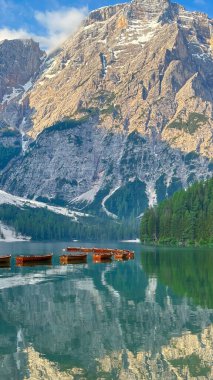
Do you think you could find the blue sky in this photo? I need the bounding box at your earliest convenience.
[0,0,212,51]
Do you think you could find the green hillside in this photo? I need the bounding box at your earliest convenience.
[141,178,213,246]
[0,204,137,241]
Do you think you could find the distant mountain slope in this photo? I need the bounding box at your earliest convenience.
[0,189,89,241]
[141,177,213,245]
[0,121,212,219]
[0,189,88,220]
[0,190,137,240]
[0,0,213,220]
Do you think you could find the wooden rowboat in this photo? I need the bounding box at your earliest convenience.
[16,254,53,265]
[114,250,134,260]
[80,248,93,253]
[93,248,113,254]
[63,247,134,261]
[66,247,81,252]
[60,254,87,264]
[93,252,113,262]
[114,252,129,260]
[0,255,11,265]
[65,247,93,253]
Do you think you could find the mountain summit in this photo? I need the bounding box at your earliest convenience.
[0,0,212,219]
[131,0,171,16]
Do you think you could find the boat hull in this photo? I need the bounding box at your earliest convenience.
[0,255,11,267]
[114,252,129,260]
[0,255,11,263]
[60,254,87,264]
[66,247,93,253]
[16,254,53,265]
[66,247,81,252]
[93,253,113,262]
[93,248,113,254]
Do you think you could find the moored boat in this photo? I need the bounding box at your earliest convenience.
[16,254,53,265]
[63,247,134,261]
[65,247,93,253]
[93,248,113,254]
[113,249,134,260]
[66,247,81,252]
[79,248,93,253]
[93,252,113,262]
[0,255,11,265]
[114,252,129,260]
[60,254,87,264]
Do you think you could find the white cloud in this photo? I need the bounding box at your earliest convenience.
[0,6,88,52]
[0,27,30,41]
[35,7,88,51]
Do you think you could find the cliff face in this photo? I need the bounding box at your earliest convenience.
[0,39,45,129]
[0,39,45,176]
[0,0,213,218]
[0,119,212,217]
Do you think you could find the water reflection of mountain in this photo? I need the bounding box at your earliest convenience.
[0,257,212,379]
[141,248,213,309]
[96,324,213,379]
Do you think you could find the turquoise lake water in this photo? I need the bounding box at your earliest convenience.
[0,241,212,379]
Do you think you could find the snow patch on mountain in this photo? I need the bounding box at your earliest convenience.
[2,87,22,104]
[0,222,30,242]
[73,184,101,205]
[72,171,105,205]
[23,78,33,92]
[116,18,160,48]
[146,183,157,208]
[0,190,90,221]
[102,186,121,219]
[2,78,34,106]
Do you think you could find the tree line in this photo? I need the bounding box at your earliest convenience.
[141,178,213,245]
[0,204,139,241]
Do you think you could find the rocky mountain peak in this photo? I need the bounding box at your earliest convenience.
[85,4,124,26]
[132,0,170,11]
[130,0,172,20]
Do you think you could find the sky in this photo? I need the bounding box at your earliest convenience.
[0,0,212,52]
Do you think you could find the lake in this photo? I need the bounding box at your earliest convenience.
[0,241,212,379]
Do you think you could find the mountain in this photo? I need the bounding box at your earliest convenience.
[0,0,213,220]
